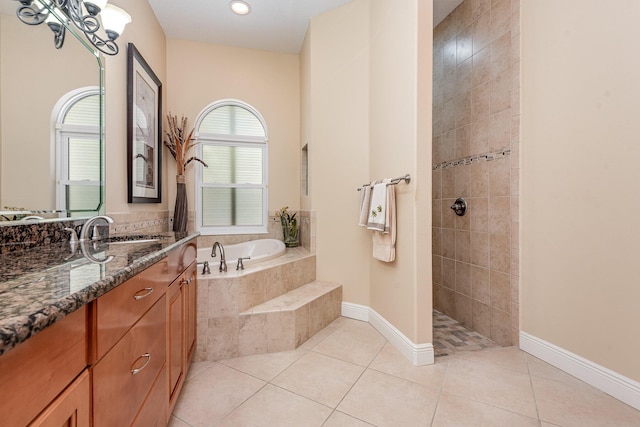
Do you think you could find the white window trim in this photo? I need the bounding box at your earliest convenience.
[194,99,269,235]
[51,87,100,212]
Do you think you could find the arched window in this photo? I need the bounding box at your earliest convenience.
[195,100,268,234]
[53,87,101,215]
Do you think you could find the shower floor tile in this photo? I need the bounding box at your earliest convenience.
[433,310,497,357]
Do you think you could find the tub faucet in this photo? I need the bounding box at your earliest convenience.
[80,215,114,241]
[211,242,227,272]
[236,257,251,271]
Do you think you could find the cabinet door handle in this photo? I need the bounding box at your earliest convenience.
[131,353,151,375]
[182,277,193,286]
[133,287,154,300]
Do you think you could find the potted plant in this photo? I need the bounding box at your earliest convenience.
[164,114,207,232]
[279,206,299,247]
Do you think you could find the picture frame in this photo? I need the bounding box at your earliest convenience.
[127,43,162,203]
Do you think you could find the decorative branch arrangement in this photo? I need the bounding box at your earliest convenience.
[163,114,208,176]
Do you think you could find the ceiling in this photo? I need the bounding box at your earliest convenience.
[1,1,464,54]
[147,0,464,54]
[147,0,352,54]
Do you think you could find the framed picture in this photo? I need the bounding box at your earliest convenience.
[127,43,162,203]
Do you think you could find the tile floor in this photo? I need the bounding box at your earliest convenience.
[170,317,640,427]
[432,310,497,357]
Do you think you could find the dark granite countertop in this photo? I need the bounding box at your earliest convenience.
[0,232,199,356]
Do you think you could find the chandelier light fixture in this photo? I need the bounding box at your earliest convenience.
[14,0,131,55]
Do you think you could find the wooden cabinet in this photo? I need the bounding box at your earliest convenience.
[92,239,197,426]
[168,261,197,413]
[92,295,167,427]
[167,271,185,406]
[184,262,197,363]
[0,239,197,427]
[92,262,167,361]
[0,306,88,427]
[29,370,91,427]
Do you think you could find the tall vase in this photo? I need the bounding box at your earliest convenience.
[174,175,188,232]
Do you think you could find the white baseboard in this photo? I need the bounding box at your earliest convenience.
[341,302,434,366]
[341,302,370,322]
[520,331,640,411]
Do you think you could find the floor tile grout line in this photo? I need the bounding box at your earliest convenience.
[169,413,194,427]
[314,335,389,425]
[525,353,543,424]
[428,356,451,426]
[437,351,544,420]
[214,380,272,426]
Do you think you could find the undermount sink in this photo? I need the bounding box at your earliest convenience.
[107,239,161,245]
[100,234,169,245]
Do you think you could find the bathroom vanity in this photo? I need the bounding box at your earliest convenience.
[0,232,198,427]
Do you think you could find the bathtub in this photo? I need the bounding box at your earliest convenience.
[197,239,286,267]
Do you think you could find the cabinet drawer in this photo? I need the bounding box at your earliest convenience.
[0,306,87,427]
[94,261,167,359]
[92,296,166,427]
[132,365,168,427]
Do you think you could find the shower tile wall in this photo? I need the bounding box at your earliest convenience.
[432,0,519,346]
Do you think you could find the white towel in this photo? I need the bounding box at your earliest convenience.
[372,183,396,262]
[367,179,390,231]
[358,181,375,226]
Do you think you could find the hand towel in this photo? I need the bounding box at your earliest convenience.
[358,181,375,226]
[372,183,396,262]
[367,179,390,232]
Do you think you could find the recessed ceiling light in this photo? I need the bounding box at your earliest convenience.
[230,1,251,15]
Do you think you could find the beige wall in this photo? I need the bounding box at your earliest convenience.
[305,0,372,306]
[521,0,640,382]
[0,14,96,211]
[415,0,434,344]
[368,0,431,343]
[432,0,520,346]
[165,39,300,223]
[305,0,432,343]
[103,0,168,216]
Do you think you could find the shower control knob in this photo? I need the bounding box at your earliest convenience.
[450,198,467,216]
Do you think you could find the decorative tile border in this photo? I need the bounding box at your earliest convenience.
[433,148,511,171]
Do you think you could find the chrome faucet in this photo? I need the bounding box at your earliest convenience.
[211,241,227,272]
[80,215,114,241]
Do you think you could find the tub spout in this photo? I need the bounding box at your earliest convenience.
[211,242,227,272]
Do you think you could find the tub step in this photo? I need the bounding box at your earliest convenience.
[237,281,342,357]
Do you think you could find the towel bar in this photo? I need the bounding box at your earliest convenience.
[357,174,411,191]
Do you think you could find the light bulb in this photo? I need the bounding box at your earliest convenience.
[230,1,251,15]
[100,4,131,40]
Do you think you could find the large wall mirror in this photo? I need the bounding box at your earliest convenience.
[0,2,104,223]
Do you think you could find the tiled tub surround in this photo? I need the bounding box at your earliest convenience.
[432,0,520,346]
[0,231,198,355]
[197,210,316,254]
[195,248,342,362]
